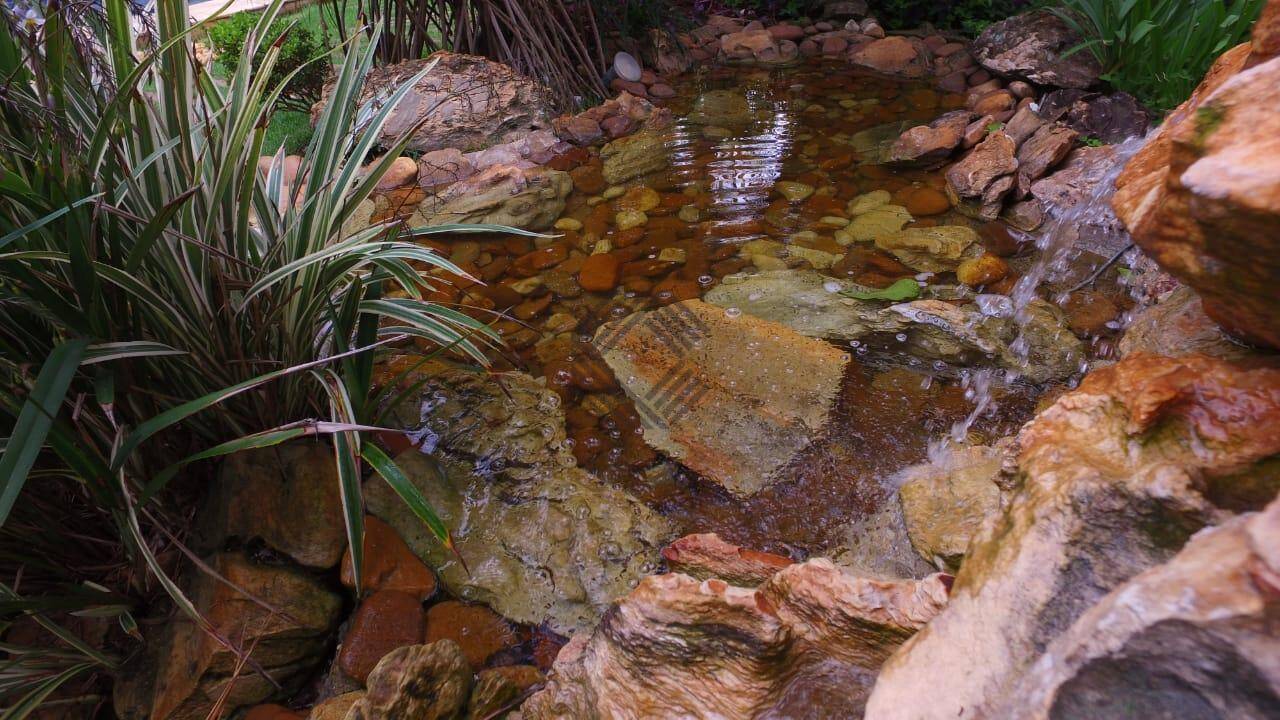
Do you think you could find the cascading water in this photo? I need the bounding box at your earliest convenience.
[939,134,1150,451]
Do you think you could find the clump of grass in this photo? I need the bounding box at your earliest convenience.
[1052,0,1265,114]
[0,0,525,711]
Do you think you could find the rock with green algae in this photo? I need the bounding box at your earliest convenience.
[370,369,671,634]
[704,270,1085,383]
[600,129,670,185]
[866,353,1280,720]
[408,165,570,231]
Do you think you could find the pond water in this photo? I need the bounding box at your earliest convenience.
[410,59,1126,560]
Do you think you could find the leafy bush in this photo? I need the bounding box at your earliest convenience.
[1052,0,1265,113]
[0,0,520,710]
[876,0,1031,34]
[207,9,330,112]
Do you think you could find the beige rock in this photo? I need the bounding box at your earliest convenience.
[897,445,1004,571]
[409,165,570,231]
[990,494,1280,719]
[1119,286,1255,360]
[866,353,1280,720]
[349,642,471,720]
[847,204,913,241]
[521,561,950,719]
[874,226,979,272]
[593,300,849,497]
[847,189,893,215]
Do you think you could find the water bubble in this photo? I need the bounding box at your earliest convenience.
[697,275,714,286]
[895,333,908,342]
[849,340,861,348]
[747,291,764,301]
[856,346,868,355]
[822,280,842,293]
[725,306,742,319]
[932,360,947,370]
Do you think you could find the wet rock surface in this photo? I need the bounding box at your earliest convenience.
[371,368,671,634]
[519,560,950,720]
[592,299,849,497]
[866,353,1280,719]
[350,642,472,720]
[897,444,1006,571]
[705,270,1084,383]
[1113,28,1280,349]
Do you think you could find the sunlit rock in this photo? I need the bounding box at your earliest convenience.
[866,353,1280,720]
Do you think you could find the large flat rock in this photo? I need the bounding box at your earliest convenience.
[593,299,848,497]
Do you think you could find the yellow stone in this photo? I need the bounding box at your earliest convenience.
[554,218,583,231]
[615,210,648,231]
[617,186,661,213]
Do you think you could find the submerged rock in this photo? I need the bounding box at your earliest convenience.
[866,353,1280,719]
[897,444,1007,572]
[372,369,671,633]
[592,299,849,497]
[972,11,1102,89]
[874,226,980,272]
[705,270,1084,383]
[519,560,950,719]
[686,88,761,126]
[992,494,1280,719]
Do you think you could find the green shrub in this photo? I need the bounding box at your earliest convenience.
[207,9,329,112]
[1052,0,1265,113]
[877,0,1031,34]
[0,0,521,710]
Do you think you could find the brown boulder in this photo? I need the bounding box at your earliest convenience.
[321,52,554,154]
[1015,122,1078,196]
[992,494,1280,719]
[520,561,949,719]
[1037,89,1150,144]
[1112,42,1280,349]
[339,590,426,684]
[417,149,476,189]
[850,36,928,77]
[887,110,973,168]
[945,131,1019,220]
[972,11,1102,89]
[553,115,602,146]
[200,443,346,569]
[114,553,342,720]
